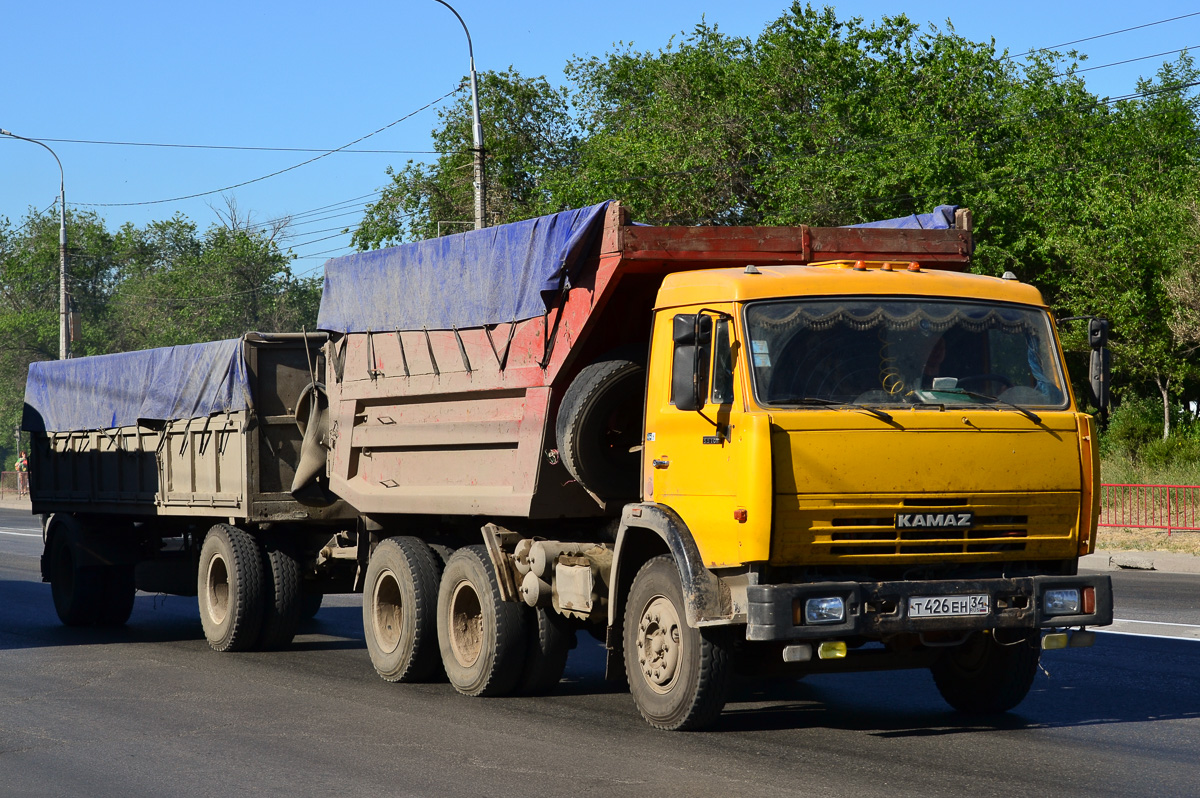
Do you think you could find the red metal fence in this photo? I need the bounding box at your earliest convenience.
[1099,484,1200,535]
[0,471,26,501]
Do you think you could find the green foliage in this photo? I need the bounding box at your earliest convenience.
[0,203,319,470]
[353,68,578,246]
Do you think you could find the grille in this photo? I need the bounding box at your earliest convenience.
[773,494,1077,564]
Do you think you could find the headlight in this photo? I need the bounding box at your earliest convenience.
[1043,588,1081,616]
[804,597,846,624]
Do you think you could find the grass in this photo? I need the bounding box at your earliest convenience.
[1096,526,1200,555]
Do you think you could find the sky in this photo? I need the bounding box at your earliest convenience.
[2,0,1198,281]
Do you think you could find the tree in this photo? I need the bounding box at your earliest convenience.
[353,68,578,247]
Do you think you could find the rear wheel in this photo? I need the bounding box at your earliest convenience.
[436,545,527,697]
[520,606,574,695]
[257,543,302,650]
[48,518,135,627]
[197,524,265,652]
[363,537,443,682]
[48,524,102,627]
[931,629,1041,714]
[623,556,732,730]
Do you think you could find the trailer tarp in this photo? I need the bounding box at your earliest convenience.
[22,338,250,433]
[848,205,959,230]
[316,201,612,333]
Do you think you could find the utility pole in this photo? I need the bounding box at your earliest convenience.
[431,0,486,229]
[1,128,70,358]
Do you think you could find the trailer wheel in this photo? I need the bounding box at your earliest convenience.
[556,353,646,499]
[197,524,265,652]
[437,545,528,697]
[364,537,444,682]
[623,555,731,731]
[96,566,137,627]
[930,630,1041,714]
[299,592,323,621]
[257,544,303,650]
[48,524,102,627]
[520,607,574,695]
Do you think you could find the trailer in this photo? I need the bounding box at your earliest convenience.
[25,201,1113,729]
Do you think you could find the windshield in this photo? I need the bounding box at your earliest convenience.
[744,298,1068,409]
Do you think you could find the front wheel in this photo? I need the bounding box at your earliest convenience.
[930,629,1041,714]
[623,556,731,731]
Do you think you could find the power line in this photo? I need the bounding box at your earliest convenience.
[5,137,449,155]
[1011,11,1200,59]
[1066,44,1198,76]
[74,85,461,208]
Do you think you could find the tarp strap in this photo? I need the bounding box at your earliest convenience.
[453,326,472,373]
[396,331,410,377]
[423,327,440,377]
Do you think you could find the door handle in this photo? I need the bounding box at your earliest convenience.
[652,457,670,469]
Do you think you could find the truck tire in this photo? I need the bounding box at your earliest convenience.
[930,630,1041,714]
[48,524,102,627]
[96,565,137,627]
[623,555,732,731]
[257,544,303,650]
[437,545,528,697]
[520,606,574,695]
[299,592,323,621]
[48,518,135,627]
[197,524,265,652]
[363,536,444,682]
[555,353,646,499]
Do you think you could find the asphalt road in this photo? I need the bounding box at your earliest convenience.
[2,506,1199,798]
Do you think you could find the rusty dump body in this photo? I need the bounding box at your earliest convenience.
[324,201,976,521]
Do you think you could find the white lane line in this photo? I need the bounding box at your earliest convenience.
[1096,629,1200,643]
[1113,618,1200,629]
[0,530,40,538]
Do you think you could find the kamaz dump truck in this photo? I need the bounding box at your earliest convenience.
[23,201,1113,730]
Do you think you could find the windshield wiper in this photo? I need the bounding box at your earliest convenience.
[946,389,1042,424]
[776,396,894,423]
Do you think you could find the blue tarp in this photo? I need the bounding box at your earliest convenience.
[22,338,250,433]
[316,201,612,333]
[849,205,958,230]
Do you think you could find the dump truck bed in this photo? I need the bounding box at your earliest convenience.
[24,333,353,524]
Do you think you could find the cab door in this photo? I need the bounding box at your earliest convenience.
[645,307,771,567]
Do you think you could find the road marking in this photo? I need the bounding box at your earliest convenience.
[0,529,40,538]
[1096,629,1200,643]
[1112,618,1200,629]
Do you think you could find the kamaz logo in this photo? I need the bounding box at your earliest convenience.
[895,512,974,529]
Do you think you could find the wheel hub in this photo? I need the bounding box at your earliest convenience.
[372,568,403,654]
[636,595,682,694]
[449,580,483,668]
[205,554,230,625]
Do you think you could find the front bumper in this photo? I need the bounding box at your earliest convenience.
[745,574,1113,641]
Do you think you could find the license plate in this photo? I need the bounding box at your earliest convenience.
[908,594,990,618]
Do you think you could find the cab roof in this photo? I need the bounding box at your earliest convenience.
[654,261,1047,310]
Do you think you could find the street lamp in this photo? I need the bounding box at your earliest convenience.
[1,128,70,359]
[431,0,486,230]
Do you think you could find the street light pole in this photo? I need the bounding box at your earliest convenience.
[1,128,70,359]
[431,0,486,230]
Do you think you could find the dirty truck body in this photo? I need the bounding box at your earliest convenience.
[25,201,1112,730]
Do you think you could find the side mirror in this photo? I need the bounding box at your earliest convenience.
[672,314,712,412]
[1088,318,1110,412]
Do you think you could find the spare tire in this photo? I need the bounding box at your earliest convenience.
[555,351,646,500]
